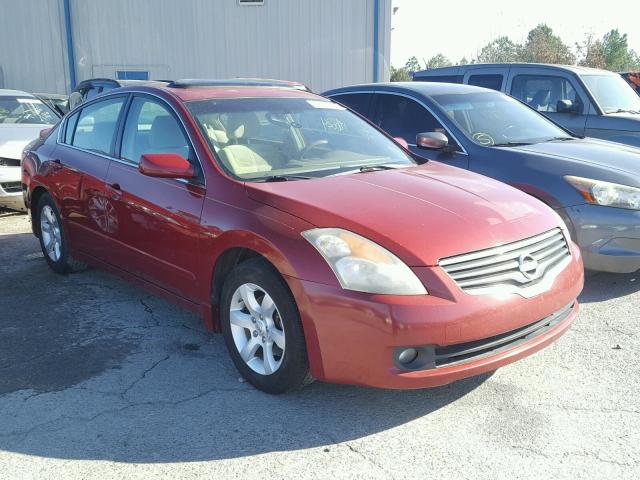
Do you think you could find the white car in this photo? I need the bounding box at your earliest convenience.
[0,89,59,211]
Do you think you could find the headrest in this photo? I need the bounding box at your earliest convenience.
[149,115,186,149]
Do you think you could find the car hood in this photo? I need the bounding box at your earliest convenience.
[0,124,50,159]
[506,138,640,179]
[246,162,562,266]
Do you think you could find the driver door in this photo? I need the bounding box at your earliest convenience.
[370,93,469,169]
[507,70,588,136]
[105,94,206,302]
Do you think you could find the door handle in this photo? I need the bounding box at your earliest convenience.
[109,182,121,191]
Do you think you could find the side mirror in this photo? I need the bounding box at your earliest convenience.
[556,99,581,114]
[39,128,52,139]
[416,131,448,150]
[139,153,195,179]
[393,136,409,149]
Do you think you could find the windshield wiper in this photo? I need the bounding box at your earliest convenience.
[606,108,640,114]
[546,136,576,142]
[490,142,534,147]
[358,164,399,173]
[258,174,313,182]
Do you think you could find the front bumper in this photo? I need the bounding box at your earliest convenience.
[566,204,640,273]
[0,166,25,211]
[287,243,583,389]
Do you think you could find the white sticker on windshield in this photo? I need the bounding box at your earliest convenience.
[17,98,43,104]
[306,100,345,110]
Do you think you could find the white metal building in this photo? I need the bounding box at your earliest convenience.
[0,0,392,94]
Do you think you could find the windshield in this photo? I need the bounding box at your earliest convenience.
[187,97,414,180]
[430,91,570,146]
[0,96,59,125]
[581,74,640,113]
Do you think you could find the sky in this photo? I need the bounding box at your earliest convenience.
[390,0,640,67]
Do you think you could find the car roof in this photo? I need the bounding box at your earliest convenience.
[413,63,618,76]
[0,89,35,97]
[160,84,318,102]
[324,81,495,98]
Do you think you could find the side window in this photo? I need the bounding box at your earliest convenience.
[72,97,125,155]
[468,74,503,91]
[121,97,201,179]
[511,75,581,113]
[330,93,372,117]
[372,94,444,144]
[63,111,79,144]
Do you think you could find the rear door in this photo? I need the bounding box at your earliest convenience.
[56,95,127,260]
[369,92,469,168]
[507,69,589,135]
[105,94,205,301]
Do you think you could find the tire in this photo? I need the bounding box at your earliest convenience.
[220,257,311,394]
[36,193,87,274]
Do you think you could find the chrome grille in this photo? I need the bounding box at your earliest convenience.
[439,228,571,298]
[0,182,21,193]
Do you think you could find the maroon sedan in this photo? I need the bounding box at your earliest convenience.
[22,80,583,393]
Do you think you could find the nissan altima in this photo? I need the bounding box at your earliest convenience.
[22,80,583,393]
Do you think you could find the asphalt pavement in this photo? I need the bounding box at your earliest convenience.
[0,208,638,479]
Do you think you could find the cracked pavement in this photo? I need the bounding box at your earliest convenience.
[0,208,638,479]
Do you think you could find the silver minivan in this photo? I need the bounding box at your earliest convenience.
[414,63,640,147]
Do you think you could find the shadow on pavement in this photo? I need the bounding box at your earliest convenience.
[579,270,640,303]
[0,226,490,463]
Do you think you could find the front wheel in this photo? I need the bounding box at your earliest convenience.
[220,258,311,394]
[37,193,87,274]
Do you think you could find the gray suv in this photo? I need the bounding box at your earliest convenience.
[414,63,640,147]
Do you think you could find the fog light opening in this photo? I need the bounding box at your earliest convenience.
[398,347,418,366]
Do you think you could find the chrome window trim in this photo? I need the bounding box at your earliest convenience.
[326,89,469,156]
[56,89,206,187]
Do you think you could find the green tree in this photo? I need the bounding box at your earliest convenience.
[404,56,422,73]
[390,65,412,82]
[476,36,519,63]
[518,24,575,64]
[423,54,452,69]
[601,29,640,71]
[577,34,606,69]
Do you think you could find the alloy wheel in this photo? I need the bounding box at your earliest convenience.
[229,283,286,375]
[40,205,62,262]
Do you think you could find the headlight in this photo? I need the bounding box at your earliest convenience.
[302,228,427,295]
[565,176,640,210]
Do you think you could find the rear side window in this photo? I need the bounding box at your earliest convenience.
[511,75,581,113]
[372,94,444,144]
[71,97,125,155]
[330,93,372,116]
[468,74,503,91]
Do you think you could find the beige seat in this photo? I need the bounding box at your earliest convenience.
[217,112,272,176]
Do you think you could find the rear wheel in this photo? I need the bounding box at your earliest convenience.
[37,193,87,274]
[220,258,311,394]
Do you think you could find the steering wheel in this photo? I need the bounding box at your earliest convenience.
[299,139,329,159]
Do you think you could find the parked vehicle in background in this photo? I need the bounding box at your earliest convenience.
[68,77,310,110]
[621,72,640,96]
[22,80,582,393]
[68,78,161,110]
[0,89,59,211]
[324,82,640,273]
[35,93,69,116]
[413,63,640,148]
